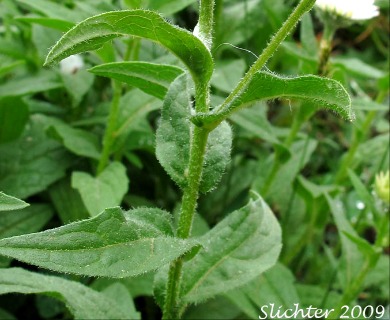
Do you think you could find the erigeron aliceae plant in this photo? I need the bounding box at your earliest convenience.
[0,0,359,319]
[315,0,379,21]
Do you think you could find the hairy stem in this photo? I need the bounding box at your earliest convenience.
[163,2,215,314]
[198,0,215,49]
[162,127,210,319]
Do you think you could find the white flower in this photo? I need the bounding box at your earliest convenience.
[316,0,379,20]
[59,54,84,74]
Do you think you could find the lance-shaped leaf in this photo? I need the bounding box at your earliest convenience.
[0,268,131,319]
[0,207,197,278]
[44,10,213,87]
[156,75,232,193]
[0,192,29,212]
[180,195,282,303]
[89,62,184,99]
[192,72,354,127]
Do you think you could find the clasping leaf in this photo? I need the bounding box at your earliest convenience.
[0,207,198,278]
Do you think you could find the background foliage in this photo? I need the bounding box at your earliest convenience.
[0,0,388,319]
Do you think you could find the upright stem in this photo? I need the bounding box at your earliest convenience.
[97,80,122,174]
[163,2,214,316]
[318,22,336,76]
[198,0,214,49]
[163,127,210,319]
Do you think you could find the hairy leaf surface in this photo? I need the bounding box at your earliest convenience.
[89,62,184,99]
[44,10,213,87]
[156,75,232,192]
[193,72,354,126]
[0,268,131,319]
[0,207,197,278]
[180,195,282,303]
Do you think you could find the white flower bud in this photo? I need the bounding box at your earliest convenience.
[59,54,84,75]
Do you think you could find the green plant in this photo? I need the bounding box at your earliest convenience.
[0,0,388,319]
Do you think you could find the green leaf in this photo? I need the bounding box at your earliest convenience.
[0,268,130,319]
[200,121,232,193]
[148,0,197,15]
[71,162,129,216]
[0,204,53,239]
[0,60,25,77]
[0,115,73,199]
[15,16,74,31]
[47,122,101,160]
[183,296,242,319]
[0,207,197,278]
[156,75,191,189]
[193,72,354,127]
[156,75,232,192]
[0,72,62,98]
[44,10,213,88]
[325,195,366,288]
[61,69,95,107]
[89,62,184,99]
[0,96,29,144]
[101,283,140,320]
[300,12,317,56]
[180,195,281,303]
[210,59,246,93]
[16,0,85,22]
[0,192,29,212]
[49,179,90,224]
[225,263,300,319]
[347,169,380,218]
[333,57,385,79]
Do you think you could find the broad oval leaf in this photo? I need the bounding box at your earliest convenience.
[0,268,132,320]
[47,122,101,160]
[0,192,29,212]
[201,121,232,193]
[71,162,128,216]
[0,207,197,278]
[180,195,282,303]
[156,75,232,192]
[44,10,213,86]
[156,74,191,189]
[89,62,184,99]
[192,72,354,127]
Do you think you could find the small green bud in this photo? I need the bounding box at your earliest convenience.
[374,171,390,204]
